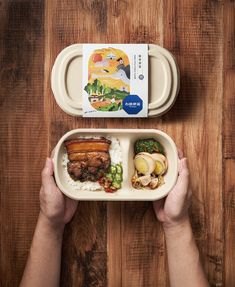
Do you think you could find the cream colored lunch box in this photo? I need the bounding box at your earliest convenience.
[51,44,180,117]
[53,129,178,201]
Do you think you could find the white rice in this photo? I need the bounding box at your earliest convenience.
[62,136,122,191]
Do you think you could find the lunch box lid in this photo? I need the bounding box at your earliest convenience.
[51,44,180,118]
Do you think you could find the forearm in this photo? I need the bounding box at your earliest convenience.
[20,213,64,287]
[164,218,209,287]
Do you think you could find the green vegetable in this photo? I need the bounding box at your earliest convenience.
[115,173,122,181]
[112,181,121,189]
[110,165,117,174]
[105,173,113,181]
[134,138,164,154]
[116,164,123,174]
[104,164,123,191]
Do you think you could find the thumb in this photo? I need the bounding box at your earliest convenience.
[41,158,56,187]
[175,158,189,197]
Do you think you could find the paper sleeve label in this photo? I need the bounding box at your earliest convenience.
[82,44,148,117]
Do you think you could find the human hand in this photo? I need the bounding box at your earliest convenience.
[39,157,78,232]
[153,152,191,230]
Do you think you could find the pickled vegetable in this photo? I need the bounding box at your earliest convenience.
[134,138,164,154]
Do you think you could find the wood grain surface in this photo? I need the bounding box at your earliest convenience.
[223,1,235,286]
[0,1,234,287]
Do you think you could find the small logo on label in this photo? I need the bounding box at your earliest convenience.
[139,74,144,80]
[123,95,143,114]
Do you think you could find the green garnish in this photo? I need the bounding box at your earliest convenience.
[134,138,164,154]
[112,181,121,189]
[105,173,113,181]
[103,163,123,192]
[116,164,123,174]
[110,165,117,174]
[115,173,122,181]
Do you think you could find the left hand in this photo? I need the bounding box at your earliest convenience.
[39,157,78,231]
[153,154,192,229]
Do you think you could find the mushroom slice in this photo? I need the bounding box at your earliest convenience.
[149,178,159,189]
[158,175,165,187]
[138,175,152,186]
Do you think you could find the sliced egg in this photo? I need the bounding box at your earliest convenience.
[134,153,155,175]
[154,160,165,175]
[151,153,168,175]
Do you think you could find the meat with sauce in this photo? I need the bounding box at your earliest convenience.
[65,138,111,182]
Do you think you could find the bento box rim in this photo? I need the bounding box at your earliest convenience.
[53,128,179,201]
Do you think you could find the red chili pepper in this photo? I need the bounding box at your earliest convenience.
[105,187,115,193]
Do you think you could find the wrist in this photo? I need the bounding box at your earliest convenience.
[163,216,192,239]
[38,212,65,237]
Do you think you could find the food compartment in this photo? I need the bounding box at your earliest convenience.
[124,131,177,199]
[54,129,130,200]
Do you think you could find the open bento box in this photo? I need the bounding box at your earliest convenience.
[51,44,180,117]
[53,129,178,201]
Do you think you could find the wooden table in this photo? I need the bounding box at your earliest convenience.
[0,1,234,286]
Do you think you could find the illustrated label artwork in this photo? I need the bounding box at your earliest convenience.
[82,44,148,117]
